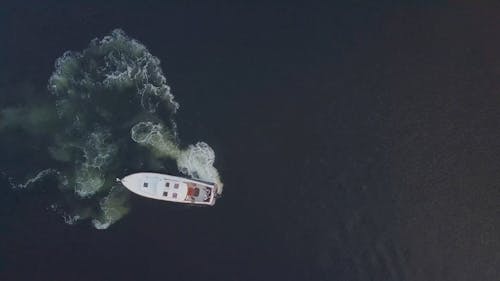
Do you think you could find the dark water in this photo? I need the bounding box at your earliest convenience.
[1,2,499,281]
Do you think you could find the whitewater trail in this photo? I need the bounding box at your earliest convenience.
[0,29,223,229]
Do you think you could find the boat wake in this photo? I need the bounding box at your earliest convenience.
[0,29,223,229]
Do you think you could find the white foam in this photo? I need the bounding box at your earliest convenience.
[63,214,82,225]
[92,185,130,229]
[73,129,117,198]
[177,142,223,194]
[49,29,179,115]
[131,121,181,158]
[11,169,60,190]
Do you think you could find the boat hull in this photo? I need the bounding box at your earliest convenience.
[119,172,217,206]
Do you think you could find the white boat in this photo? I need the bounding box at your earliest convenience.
[117,172,219,206]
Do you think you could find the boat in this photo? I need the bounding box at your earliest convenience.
[116,172,219,206]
